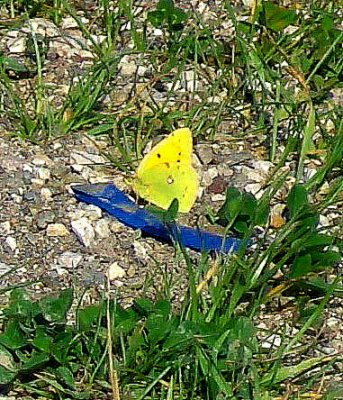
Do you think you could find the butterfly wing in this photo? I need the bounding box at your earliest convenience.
[136,128,193,175]
[134,162,199,213]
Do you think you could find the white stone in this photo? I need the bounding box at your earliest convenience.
[53,142,62,150]
[47,223,69,237]
[326,317,340,329]
[11,194,22,203]
[211,194,226,202]
[71,164,83,173]
[7,36,26,53]
[95,219,111,238]
[153,28,163,36]
[133,240,149,261]
[58,252,83,269]
[37,167,51,181]
[83,204,102,221]
[31,178,45,186]
[137,65,148,76]
[40,188,53,201]
[0,262,12,275]
[90,34,107,45]
[71,217,95,247]
[61,16,79,30]
[252,160,274,174]
[0,221,11,235]
[217,164,234,177]
[32,155,50,166]
[119,61,137,77]
[319,214,330,227]
[201,168,219,187]
[108,262,126,280]
[70,151,106,166]
[245,183,262,198]
[81,166,93,180]
[5,236,17,251]
[23,164,33,172]
[241,166,266,182]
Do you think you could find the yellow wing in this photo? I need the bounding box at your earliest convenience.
[134,163,198,213]
[133,128,199,213]
[136,128,193,175]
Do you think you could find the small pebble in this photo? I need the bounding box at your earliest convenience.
[58,252,83,269]
[5,236,17,252]
[36,211,55,229]
[0,262,12,275]
[47,223,69,237]
[40,187,53,201]
[37,167,51,181]
[71,217,95,247]
[95,218,111,238]
[0,221,11,235]
[108,262,126,280]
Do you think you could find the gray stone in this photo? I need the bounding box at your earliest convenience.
[71,217,95,247]
[36,210,55,229]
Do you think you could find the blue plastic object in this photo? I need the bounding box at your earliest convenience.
[72,183,242,253]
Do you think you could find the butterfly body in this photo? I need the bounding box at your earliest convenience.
[133,128,199,213]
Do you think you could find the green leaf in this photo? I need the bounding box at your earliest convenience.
[301,234,334,248]
[261,2,298,32]
[5,288,40,319]
[155,300,172,318]
[254,198,270,226]
[56,366,75,389]
[241,192,257,218]
[88,123,114,136]
[0,344,17,385]
[261,356,331,385]
[21,351,50,372]
[134,298,155,316]
[157,0,174,14]
[112,305,140,334]
[298,278,343,295]
[163,198,179,222]
[146,315,175,346]
[170,8,188,27]
[234,221,248,234]
[147,10,165,27]
[39,288,73,323]
[324,383,343,399]
[51,331,73,364]
[77,304,102,332]
[32,326,53,352]
[311,251,341,268]
[291,254,312,278]
[287,184,309,218]
[0,320,26,350]
[218,186,242,221]
[0,365,16,386]
[0,55,28,72]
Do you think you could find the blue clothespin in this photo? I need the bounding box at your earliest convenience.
[72,183,242,253]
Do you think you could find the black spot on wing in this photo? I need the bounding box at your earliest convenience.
[157,153,161,158]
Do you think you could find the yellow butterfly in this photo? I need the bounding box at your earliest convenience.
[132,128,199,213]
